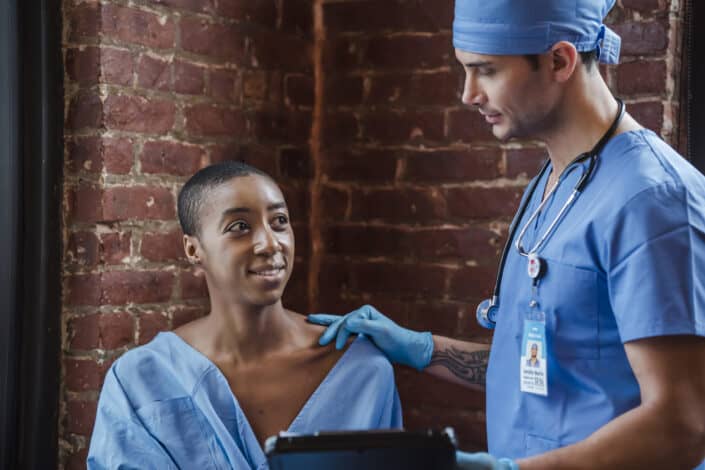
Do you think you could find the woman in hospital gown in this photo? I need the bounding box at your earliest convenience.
[87,162,402,469]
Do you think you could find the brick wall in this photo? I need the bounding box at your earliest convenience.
[60,0,313,466]
[59,0,687,465]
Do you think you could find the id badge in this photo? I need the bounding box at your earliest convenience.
[520,310,548,396]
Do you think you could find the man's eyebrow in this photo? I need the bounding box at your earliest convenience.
[463,61,493,68]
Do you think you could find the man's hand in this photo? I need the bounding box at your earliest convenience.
[456,451,518,470]
[307,305,434,371]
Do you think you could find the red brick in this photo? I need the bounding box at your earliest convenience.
[172,306,208,328]
[67,90,103,131]
[208,69,239,103]
[69,312,134,350]
[505,147,546,178]
[252,110,312,143]
[180,270,208,299]
[103,137,134,174]
[67,231,99,267]
[66,400,98,436]
[67,136,133,175]
[66,273,102,306]
[101,271,175,304]
[101,4,176,50]
[250,31,312,71]
[612,20,669,56]
[280,0,313,36]
[216,0,277,26]
[404,302,461,337]
[322,37,363,70]
[402,403,486,450]
[174,60,205,95]
[69,185,103,223]
[285,74,314,107]
[279,147,312,179]
[180,17,246,62]
[361,110,444,143]
[320,186,348,221]
[66,47,100,85]
[184,104,247,137]
[243,71,268,100]
[448,265,498,301]
[103,186,175,221]
[321,111,359,146]
[323,148,397,182]
[101,48,135,86]
[64,358,106,392]
[66,448,89,470]
[404,148,501,182]
[146,0,215,14]
[325,74,364,106]
[140,141,204,176]
[622,0,665,13]
[367,71,460,106]
[100,231,132,265]
[445,186,522,219]
[209,143,278,176]
[457,303,495,339]
[350,188,445,223]
[365,34,453,69]
[103,94,176,133]
[447,109,496,142]
[324,0,452,33]
[68,3,100,41]
[616,60,667,95]
[351,263,448,297]
[281,184,313,221]
[141,230,185,262]
[136,54,171,91]
[627,100,663,133]
[138,312,169,345]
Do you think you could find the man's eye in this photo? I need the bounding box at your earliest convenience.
[227,221,250,233]
[478,67,495,76]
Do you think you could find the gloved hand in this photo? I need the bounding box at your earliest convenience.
[307,305,434,371]
[455,451,518,470]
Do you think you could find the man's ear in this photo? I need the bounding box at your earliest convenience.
[549,41,579,83]
[183,234,202,264]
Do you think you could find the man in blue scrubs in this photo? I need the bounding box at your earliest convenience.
[309,0,705,468]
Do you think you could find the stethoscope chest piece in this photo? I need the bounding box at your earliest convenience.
[527,253,544,280]
[476,298,498,329]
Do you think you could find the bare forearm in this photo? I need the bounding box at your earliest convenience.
[518,403,705,470]
[424,335,489,390]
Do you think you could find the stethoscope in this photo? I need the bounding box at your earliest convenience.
[476,98,625,329]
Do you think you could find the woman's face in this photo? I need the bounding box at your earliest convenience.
[186,174,295,309]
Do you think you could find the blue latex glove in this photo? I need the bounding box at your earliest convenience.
[455,451,518,470]
[307,305,434,371]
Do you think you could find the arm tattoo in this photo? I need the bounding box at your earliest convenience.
[429,347,489,385]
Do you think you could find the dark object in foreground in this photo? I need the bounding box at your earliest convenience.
[266,428,457,470]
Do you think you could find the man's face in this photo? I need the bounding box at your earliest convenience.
[455,49,560,141]
[190,175,295,308]
[531,344,538,359]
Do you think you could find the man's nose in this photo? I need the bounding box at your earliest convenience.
[462,73,485,108]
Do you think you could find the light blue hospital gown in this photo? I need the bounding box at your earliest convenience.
[88,333,402,469]
[486,129,705,468]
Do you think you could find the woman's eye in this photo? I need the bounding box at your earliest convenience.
[272,215,289,228]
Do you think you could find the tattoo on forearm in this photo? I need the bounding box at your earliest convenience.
[430,347,489,385]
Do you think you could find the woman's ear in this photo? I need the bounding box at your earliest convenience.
[183,234,202,264]
[550,41,579,83]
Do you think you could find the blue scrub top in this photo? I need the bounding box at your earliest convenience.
[486,129,705,465]
[88,333,402,469]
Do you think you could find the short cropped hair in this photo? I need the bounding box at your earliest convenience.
[178,160,273,237]
[524,49,598,71]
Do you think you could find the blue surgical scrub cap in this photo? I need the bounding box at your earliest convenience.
[453,0,621,64]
